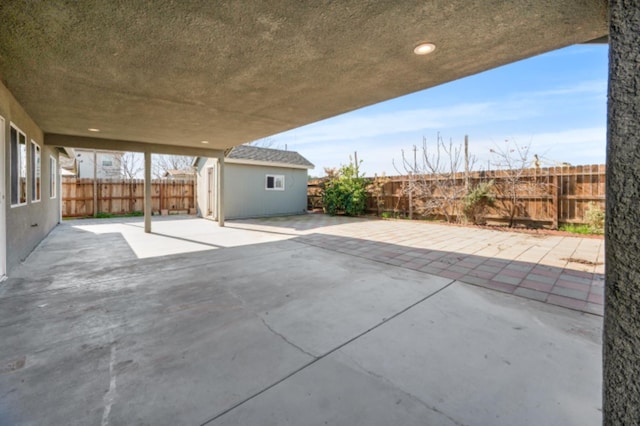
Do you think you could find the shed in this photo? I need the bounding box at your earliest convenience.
[194,145,314,220]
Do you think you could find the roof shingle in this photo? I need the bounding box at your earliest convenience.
[227,145,314,168]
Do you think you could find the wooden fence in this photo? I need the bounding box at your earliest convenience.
[308,165,606,228]
[62,177,195,217]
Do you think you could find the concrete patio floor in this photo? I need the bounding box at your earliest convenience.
[0,214,603,425]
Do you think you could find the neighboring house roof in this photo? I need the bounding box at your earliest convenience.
[194,145,314,170]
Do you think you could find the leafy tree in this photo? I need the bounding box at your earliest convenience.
[323,157,367,216]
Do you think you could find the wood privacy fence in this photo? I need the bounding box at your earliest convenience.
[62,177,195,217]
[308,165,606,228]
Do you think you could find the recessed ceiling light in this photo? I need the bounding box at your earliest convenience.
[201,140,209,144]
[88,128,100,132]
[413,42,436,55]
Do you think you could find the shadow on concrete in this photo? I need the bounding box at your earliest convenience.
[229,213,370,232]
[5,220,604,316]
[0,219,603,426]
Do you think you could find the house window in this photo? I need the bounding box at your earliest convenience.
[10,124,27,206]
[50,156,57,199]
[31,141,41,202]
[265,174,285,191]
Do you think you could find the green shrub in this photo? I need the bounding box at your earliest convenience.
[584,202,604,234]
[463,181,495,225]
[322,158,367,216]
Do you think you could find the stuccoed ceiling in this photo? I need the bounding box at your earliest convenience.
[0,1,608,151]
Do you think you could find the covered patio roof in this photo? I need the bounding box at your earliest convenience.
[0,1,607,151]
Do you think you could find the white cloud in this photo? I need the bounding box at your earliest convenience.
[300,126,606,177]
[278,99,539,146]
[464,127,606,168]
[276,77,605,152]
[515,80,607,100]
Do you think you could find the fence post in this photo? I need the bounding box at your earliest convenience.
[551,170,559,229]
[464,134,469,193]
[408,173,413,220]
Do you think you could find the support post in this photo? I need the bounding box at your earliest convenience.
[93,150,98,217]
[604,1,640,423]
[144,151,152,233]
[192,165,198,215]
[217,153,225,227]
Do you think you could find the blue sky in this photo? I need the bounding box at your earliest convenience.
[269,44,608,177]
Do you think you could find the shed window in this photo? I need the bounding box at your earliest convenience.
[31,141,41,202]
[265,174,284,191]
[10,125,27,206]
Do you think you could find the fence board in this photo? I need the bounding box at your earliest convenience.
[62,178,195,217]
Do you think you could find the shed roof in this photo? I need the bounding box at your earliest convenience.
[227,145,314,169]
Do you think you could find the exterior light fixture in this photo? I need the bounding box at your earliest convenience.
[201,140,209,144]
[88,128,100,132]
[414,42,436,55]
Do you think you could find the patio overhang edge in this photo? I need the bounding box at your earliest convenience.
[45,134,224,157]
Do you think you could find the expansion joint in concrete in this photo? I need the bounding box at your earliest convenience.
[341,351,468,426]
[260,317,317,359]
[199,281,455,425]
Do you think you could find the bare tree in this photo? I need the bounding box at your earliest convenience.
[152,155,195,179]
[394,134,475,223]
[245,137,281,149]
[489,139,543,227]
[121,152,144,179]
[367,173,390,216]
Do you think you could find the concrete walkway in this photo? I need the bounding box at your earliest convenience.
[0,215,603,425]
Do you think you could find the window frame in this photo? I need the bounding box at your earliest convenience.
[31,140,41,203]
[265,174,285,191]
[49,156,57,199]
[10,123,28,207]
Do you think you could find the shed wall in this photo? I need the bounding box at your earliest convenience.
[195,158,308,220]
[195,157,216,218]
[223,163,308,219]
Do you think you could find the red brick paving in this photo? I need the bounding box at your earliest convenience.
[234,215,605,316]
[300,234,604,315]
